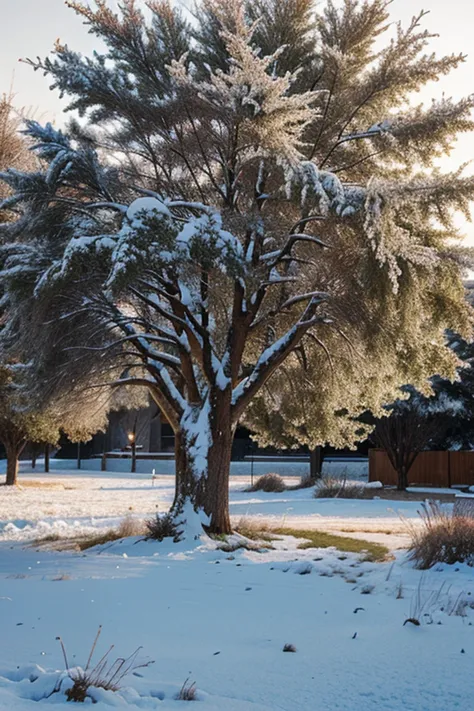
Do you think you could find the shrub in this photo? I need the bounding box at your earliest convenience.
[408,501,474,569]
[56,627,153,703]
[314,476,370,499]
[285,474,317,491]
[246,473,285,493]
[146,512,181,541]
[283,643,297,653]
[298,474,318,489]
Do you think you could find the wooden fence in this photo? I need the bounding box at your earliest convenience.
[368,449,474,487]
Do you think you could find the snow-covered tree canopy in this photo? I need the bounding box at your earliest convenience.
[0,0,473,530]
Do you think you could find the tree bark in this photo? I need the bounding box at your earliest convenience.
[397,468,408,491]
[44,443,50,473]
[205,408,234,534]
[4,440,26,486]
[309,446,323,480]
[171,390,234,535]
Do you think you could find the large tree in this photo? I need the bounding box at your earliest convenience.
[243,0,474,456]
[0,0,472,532]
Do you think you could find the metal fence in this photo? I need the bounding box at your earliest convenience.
[368,449,474,487]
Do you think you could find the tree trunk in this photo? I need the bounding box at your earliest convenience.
[77,442,81,470]
[397,465,409,491]
[172,391,234,535]
[309,446,323,480]
[173,429,201,510]
[44,444,50,473]
[4,440,26,486]
[205,414,234,535]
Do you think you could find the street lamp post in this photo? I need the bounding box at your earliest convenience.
[128,432,137,473]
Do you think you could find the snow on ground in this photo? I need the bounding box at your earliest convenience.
[0,460,428,547]
[0,459,472,710]
[8,455,368,479]
[0,531,473,710]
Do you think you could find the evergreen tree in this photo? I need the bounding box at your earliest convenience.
[0,0,472,530]
[371,334,474,490]
[243,0,474,453]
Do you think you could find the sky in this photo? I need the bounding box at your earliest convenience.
[1,0,474,232]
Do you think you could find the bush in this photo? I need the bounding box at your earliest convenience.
[246,473,285,493]
[146,512,181,541]
[57,627,153,703]
[314,476,370,499]
[408,501,474,569]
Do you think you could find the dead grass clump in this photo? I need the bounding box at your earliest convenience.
[176,678,197,701]
[116,514,147,538]
[234,518,275,542]
[246,473,285,493]
[34,515,147,551]
[285,474,318,491]
[314,476,370,499]
[408,501,474,569]
[57,627,153,703]
[146,512,181,542]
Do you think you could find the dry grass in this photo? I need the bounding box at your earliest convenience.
[12,481,67,490]
[274,527,389,562]
[34,515,147,552]
[285,474,317,491]
[408,501,474,569]
[176,678,197,701]
[116,514,147,538]
[246,473,286,493]
[57,627,153,703]
[314,476,371,499]
[234,518,276,542]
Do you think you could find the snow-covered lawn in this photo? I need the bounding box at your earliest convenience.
[0,461,422,547]
[0,462,472,710]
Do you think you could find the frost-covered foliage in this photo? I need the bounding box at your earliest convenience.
[0,92,37,221]
[0,0,473,528]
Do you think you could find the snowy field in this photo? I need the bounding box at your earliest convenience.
[0,461,472,710]
[23,455,368,479]
[0,458,418,546]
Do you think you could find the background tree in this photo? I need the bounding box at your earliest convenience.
[370,334,474,490]
[0,0,472,532]
[0,364,60,484]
